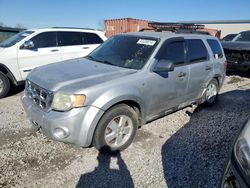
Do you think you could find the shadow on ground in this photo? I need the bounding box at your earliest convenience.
[7,84,25,97]
[227,70,250,79]
[76,149,134,188]
[162,89,250,188]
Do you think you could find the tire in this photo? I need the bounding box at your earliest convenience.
[93,104,139,152]
[0,72,10,99]
[203,78,219,107]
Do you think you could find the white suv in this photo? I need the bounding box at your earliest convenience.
[0,27,107,98]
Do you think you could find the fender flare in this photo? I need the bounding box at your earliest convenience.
[0,63,20,86]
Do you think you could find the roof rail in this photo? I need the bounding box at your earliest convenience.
[51,27,95,30]
[148,22,205,31]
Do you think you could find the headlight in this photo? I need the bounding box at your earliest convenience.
[234,119,250,176]
[51,92,86,111]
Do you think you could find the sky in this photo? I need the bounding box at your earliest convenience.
[0,0,249,29]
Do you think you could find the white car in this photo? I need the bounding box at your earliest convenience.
[0,27,107,98]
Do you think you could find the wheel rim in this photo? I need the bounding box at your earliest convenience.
[0,78,3,94]
[206,82,217,103]
[104,115,133,148]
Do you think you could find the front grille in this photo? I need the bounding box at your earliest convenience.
[25,80,53,111]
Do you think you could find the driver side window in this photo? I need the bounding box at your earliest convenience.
[156,41,185,66]
[30,32,57,48]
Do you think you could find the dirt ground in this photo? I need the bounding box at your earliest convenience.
[0,73,250,188]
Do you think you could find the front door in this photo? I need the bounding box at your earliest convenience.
[146,38,189,117]
[18,32,61,80]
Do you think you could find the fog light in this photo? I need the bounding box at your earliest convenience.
[53,128,69,139]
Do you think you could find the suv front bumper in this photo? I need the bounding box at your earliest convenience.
[21,95,104,147]
[220,154,249,188]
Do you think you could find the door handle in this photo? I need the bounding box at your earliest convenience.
[51,49,59,52]
[178,72,187,77]
[82,47,90,49]
[205,66,212,71]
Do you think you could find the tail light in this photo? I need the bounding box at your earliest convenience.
[224,60,227,73]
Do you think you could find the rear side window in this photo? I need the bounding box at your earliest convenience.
[207,39,223,59]
[58,32,83,46]
[156,41,185,65]
[84,33,103,44]
[186,39,208,63]
[31,32,57,48]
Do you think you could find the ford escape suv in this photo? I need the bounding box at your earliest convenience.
[0,27,107,98]
[22,31,226,152]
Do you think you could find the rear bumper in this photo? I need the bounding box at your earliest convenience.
[21,95,104,147]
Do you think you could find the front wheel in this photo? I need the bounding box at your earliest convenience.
[93,104,139,152]
[203,79,219,106]
[0,72,10,99]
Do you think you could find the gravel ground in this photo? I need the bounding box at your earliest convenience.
[0,74,250,188]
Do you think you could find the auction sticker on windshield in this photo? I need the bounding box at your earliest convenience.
[137,39,156,46]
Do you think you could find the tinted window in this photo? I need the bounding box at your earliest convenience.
[31,32,57,48]
[156,41,185,65]
[233,31,250,42]
[84,33,103,44]
[186,39,208,63]
[59,32,83,46]
[87,35,158,70]
[207,39,223,59]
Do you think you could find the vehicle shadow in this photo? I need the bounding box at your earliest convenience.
[7,84,25,97]
[227,70,250,79]
[76,147,134,188]
[161,89,250,188]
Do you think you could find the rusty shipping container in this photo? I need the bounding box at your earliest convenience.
[104,18,152,37]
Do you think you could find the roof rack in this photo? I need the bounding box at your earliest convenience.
[51,27,95,30]
[140,22,206,33]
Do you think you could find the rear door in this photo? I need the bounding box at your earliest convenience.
[185,38,213,100]
[147,38,189,115]
[59,31,104,61]
[18,31,61,80]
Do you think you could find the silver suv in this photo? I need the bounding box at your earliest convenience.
[22,32,226,152]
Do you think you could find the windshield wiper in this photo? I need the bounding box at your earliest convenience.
[86,56,114,66]
[86,55,96,61]
[99,60,114,65]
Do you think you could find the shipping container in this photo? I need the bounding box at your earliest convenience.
[104,18,152,37]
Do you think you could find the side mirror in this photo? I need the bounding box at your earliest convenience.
[153,60,175,72]
[23,40,34,49]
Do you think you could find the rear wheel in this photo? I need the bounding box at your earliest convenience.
[203,79,219,106]
[93,104,139,152]
[0,72,10,99]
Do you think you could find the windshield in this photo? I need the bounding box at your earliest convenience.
[86,35,158,70]
[232,31,250,42]
[0,30,34,47]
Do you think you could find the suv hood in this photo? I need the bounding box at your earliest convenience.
[221,41,250,51]
[28,58,137,92]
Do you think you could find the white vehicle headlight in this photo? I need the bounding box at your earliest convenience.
[234,119,250,176]
[51,92,86,111]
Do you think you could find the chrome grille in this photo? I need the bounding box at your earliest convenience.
[25,80,53,111]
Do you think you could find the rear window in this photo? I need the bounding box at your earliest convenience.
[186,39,208,63]
[58,32,103,46]
[207,39,223,59]
[58,32,83,46]
[84,33,103,44]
